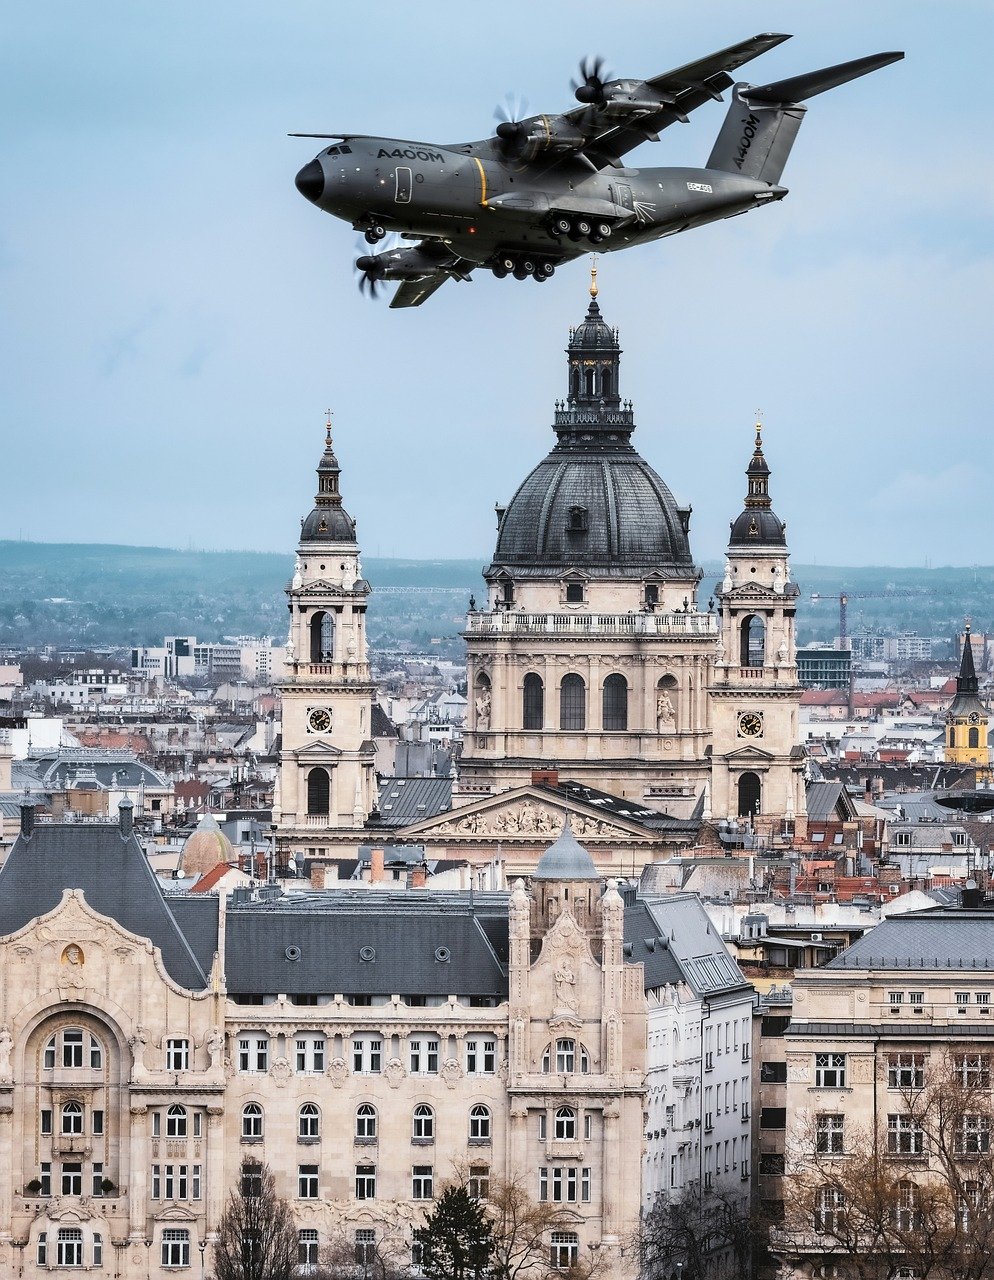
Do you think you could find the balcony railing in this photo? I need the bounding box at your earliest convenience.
[465,611,718,638]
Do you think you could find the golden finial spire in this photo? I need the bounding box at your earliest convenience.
[754,408,764,450]
[589,256,598,299]
[324,408,333,447]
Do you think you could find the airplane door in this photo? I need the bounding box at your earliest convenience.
[612,183,634,213]
[395,166,413,204]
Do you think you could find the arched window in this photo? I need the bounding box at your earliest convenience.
[969,727,980,749]
[542,1039,590,1074]
[949,728,956,748]
[602,674,628,731]
[523,673,544,730]
[570,368,580,399]
[555,1107,577,1140]
[560,674,586,731]
[355,1103,376,1139]
[241,1103,263,1140]
[740,615,766,667]
[737,772,761,819]
[469,1105,491,1141]
[309,611,335,663]
[413,1104,434,1141]
[298,1103,320,1139]
[474,674,491,730]
[166,1105,187,1138]
[306,768,330,816]
[585,368,596,397]
[61,1101,84,1135]
[601,368,613,398]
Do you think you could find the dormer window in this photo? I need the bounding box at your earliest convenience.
[567,506,588,534]
[565,582,585,605]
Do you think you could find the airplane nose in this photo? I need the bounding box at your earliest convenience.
[295,159,324,203]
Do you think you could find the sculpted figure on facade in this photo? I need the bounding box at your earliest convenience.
[554,957,579,1013]
[475,689,491,731]
[656,693,676,731]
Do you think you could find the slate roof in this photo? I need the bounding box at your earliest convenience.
[806,780,858,821]
[824,909,994,970]
[31,749,167,790]
[787,1022,994,1039]
[0,819,211,990]
[223,891,510,998]
[533,819,600,881]
[625,893,750,997]
[373,777,453,827]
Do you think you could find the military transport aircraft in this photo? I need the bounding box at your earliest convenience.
[292,34,902,308]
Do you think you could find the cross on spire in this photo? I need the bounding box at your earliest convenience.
[324,409,334,447]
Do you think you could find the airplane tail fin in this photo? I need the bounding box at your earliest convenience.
[706,50,903,183]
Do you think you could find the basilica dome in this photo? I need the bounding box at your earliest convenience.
[487,283,695,581]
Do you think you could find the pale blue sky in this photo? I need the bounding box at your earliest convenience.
[2,2,991,565]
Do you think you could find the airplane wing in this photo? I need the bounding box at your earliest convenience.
[567,32,792,168]
[389,275,453,309]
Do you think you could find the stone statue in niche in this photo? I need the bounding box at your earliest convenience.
[475,689,491,731]
[0,1026,12,1079]
[554,957,579,1013]
[206,1027,224,1070]
[292,558,303,590]
[656,693,676,731]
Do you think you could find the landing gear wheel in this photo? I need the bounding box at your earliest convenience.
[552,216,572,237]
[500,257,515,272]
[566,228,582,242]
[575,218,592,238]
[589,232,603,245]
[512,265,529,280]
[536,261,555,279]
[364,225,386,244]
[492,263,509,279]
[534,270,549,283]
[596,222,612,239]
[521,259,536,276]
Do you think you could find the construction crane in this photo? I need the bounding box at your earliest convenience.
[809,588,925,649]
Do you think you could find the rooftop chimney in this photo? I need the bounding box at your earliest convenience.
[411,861,427,889]
[118,797,134,837]
[532,769,559,788]
[19,798,35,839]
[371,847,385,884]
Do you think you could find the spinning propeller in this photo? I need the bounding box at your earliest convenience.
[572,56,612,106]
[493,93,531,157]
[354,233,400,300]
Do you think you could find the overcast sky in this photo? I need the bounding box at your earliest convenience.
[2,2,990,567]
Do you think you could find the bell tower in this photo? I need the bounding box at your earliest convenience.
[276,416,376,857]
[709,424,806,837]
[945,623,991,770]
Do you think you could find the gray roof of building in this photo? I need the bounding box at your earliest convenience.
[165,894,220,976]
[223,893,509,997]
[824,909,994,970]
[806,780,858,821]
[0,820,210,990]
[32,749,167,790]
[532,818,600,881]
[626,893,751,997]
[373,777,453,828]
[787,1022,994,1039]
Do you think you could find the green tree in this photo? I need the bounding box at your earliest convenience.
[212,1159,299,1280]
[415,1185,495,1280]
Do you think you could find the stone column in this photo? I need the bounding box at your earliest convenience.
[206,1106,225,1232]
[128,1106,147,1237]
[601,1102,621,1241]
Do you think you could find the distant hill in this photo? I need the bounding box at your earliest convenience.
[0,540,990,653]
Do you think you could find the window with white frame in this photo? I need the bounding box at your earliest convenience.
[241,1103,263,1141]
[413,1104,435,1142]
[468,1164,490,1200]
[539,1166,589,1203]
[298,1164,319,1199]
[165,1038,190,1071]
[355,1164,376,1200]
[956,1114,991,1155]
[554,1107,577,1140]
[62,1163,83,1196]
[814,1186,845,1234]
[412,1165,434,1200]
[814,1052,846,1088]
[549,1232,579,1269]
[894,1180,923,1229]
[166,1105,188,1138]
[542,1038,590,1074]
[61,1100,84,1135]
[93,1233,103,1266]
[957,1054,992,1087]
[299,1103,320,1140]
[37,1232,48,1266]
[816,1114,844,1155]
[298,1229,319,1271]
[352,1036,382,1074]
[888,1114,925,1156]
[355,1229,376,1265]
[295,1035,326,1074]
[238,1036,270,1073]
[469,1105,491,1142]
[465,1037,497,1074]
[888,1053,925,1090]
[57,1227,83,1266]
[410,1037,440,1075]
[355,1103,377,1140]
[161,1228,190,1268]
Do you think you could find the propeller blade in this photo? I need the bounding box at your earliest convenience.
[573,55,611,106]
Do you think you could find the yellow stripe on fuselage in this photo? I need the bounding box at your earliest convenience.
[473,157,488,207]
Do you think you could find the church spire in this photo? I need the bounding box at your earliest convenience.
[728,419,786,549]
[555,276,633,445]
[300,411,357,544]
[957,621,979,695]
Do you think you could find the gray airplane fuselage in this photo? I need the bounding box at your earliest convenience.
[297,136,785,264]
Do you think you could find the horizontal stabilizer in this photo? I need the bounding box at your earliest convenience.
[744,51,904,105]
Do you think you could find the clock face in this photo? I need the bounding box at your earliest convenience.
[737,712,764,738]
[307,707,332,734]
[970,712,980,725]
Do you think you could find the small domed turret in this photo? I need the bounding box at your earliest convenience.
[300,417,357,544]
[728,423,787,549]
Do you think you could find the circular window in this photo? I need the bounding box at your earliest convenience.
[434,946,451,963]
[285,945,301,962]
[359,946,376,962]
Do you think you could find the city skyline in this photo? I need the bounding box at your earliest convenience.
[2,1,990,566]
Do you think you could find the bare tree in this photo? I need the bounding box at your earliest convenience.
[777,1049,994,1280]
[212,1159,299,1280]
[636,1183,756,1280]
[485,1172,577,1280]
[309,1232,413,1280]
